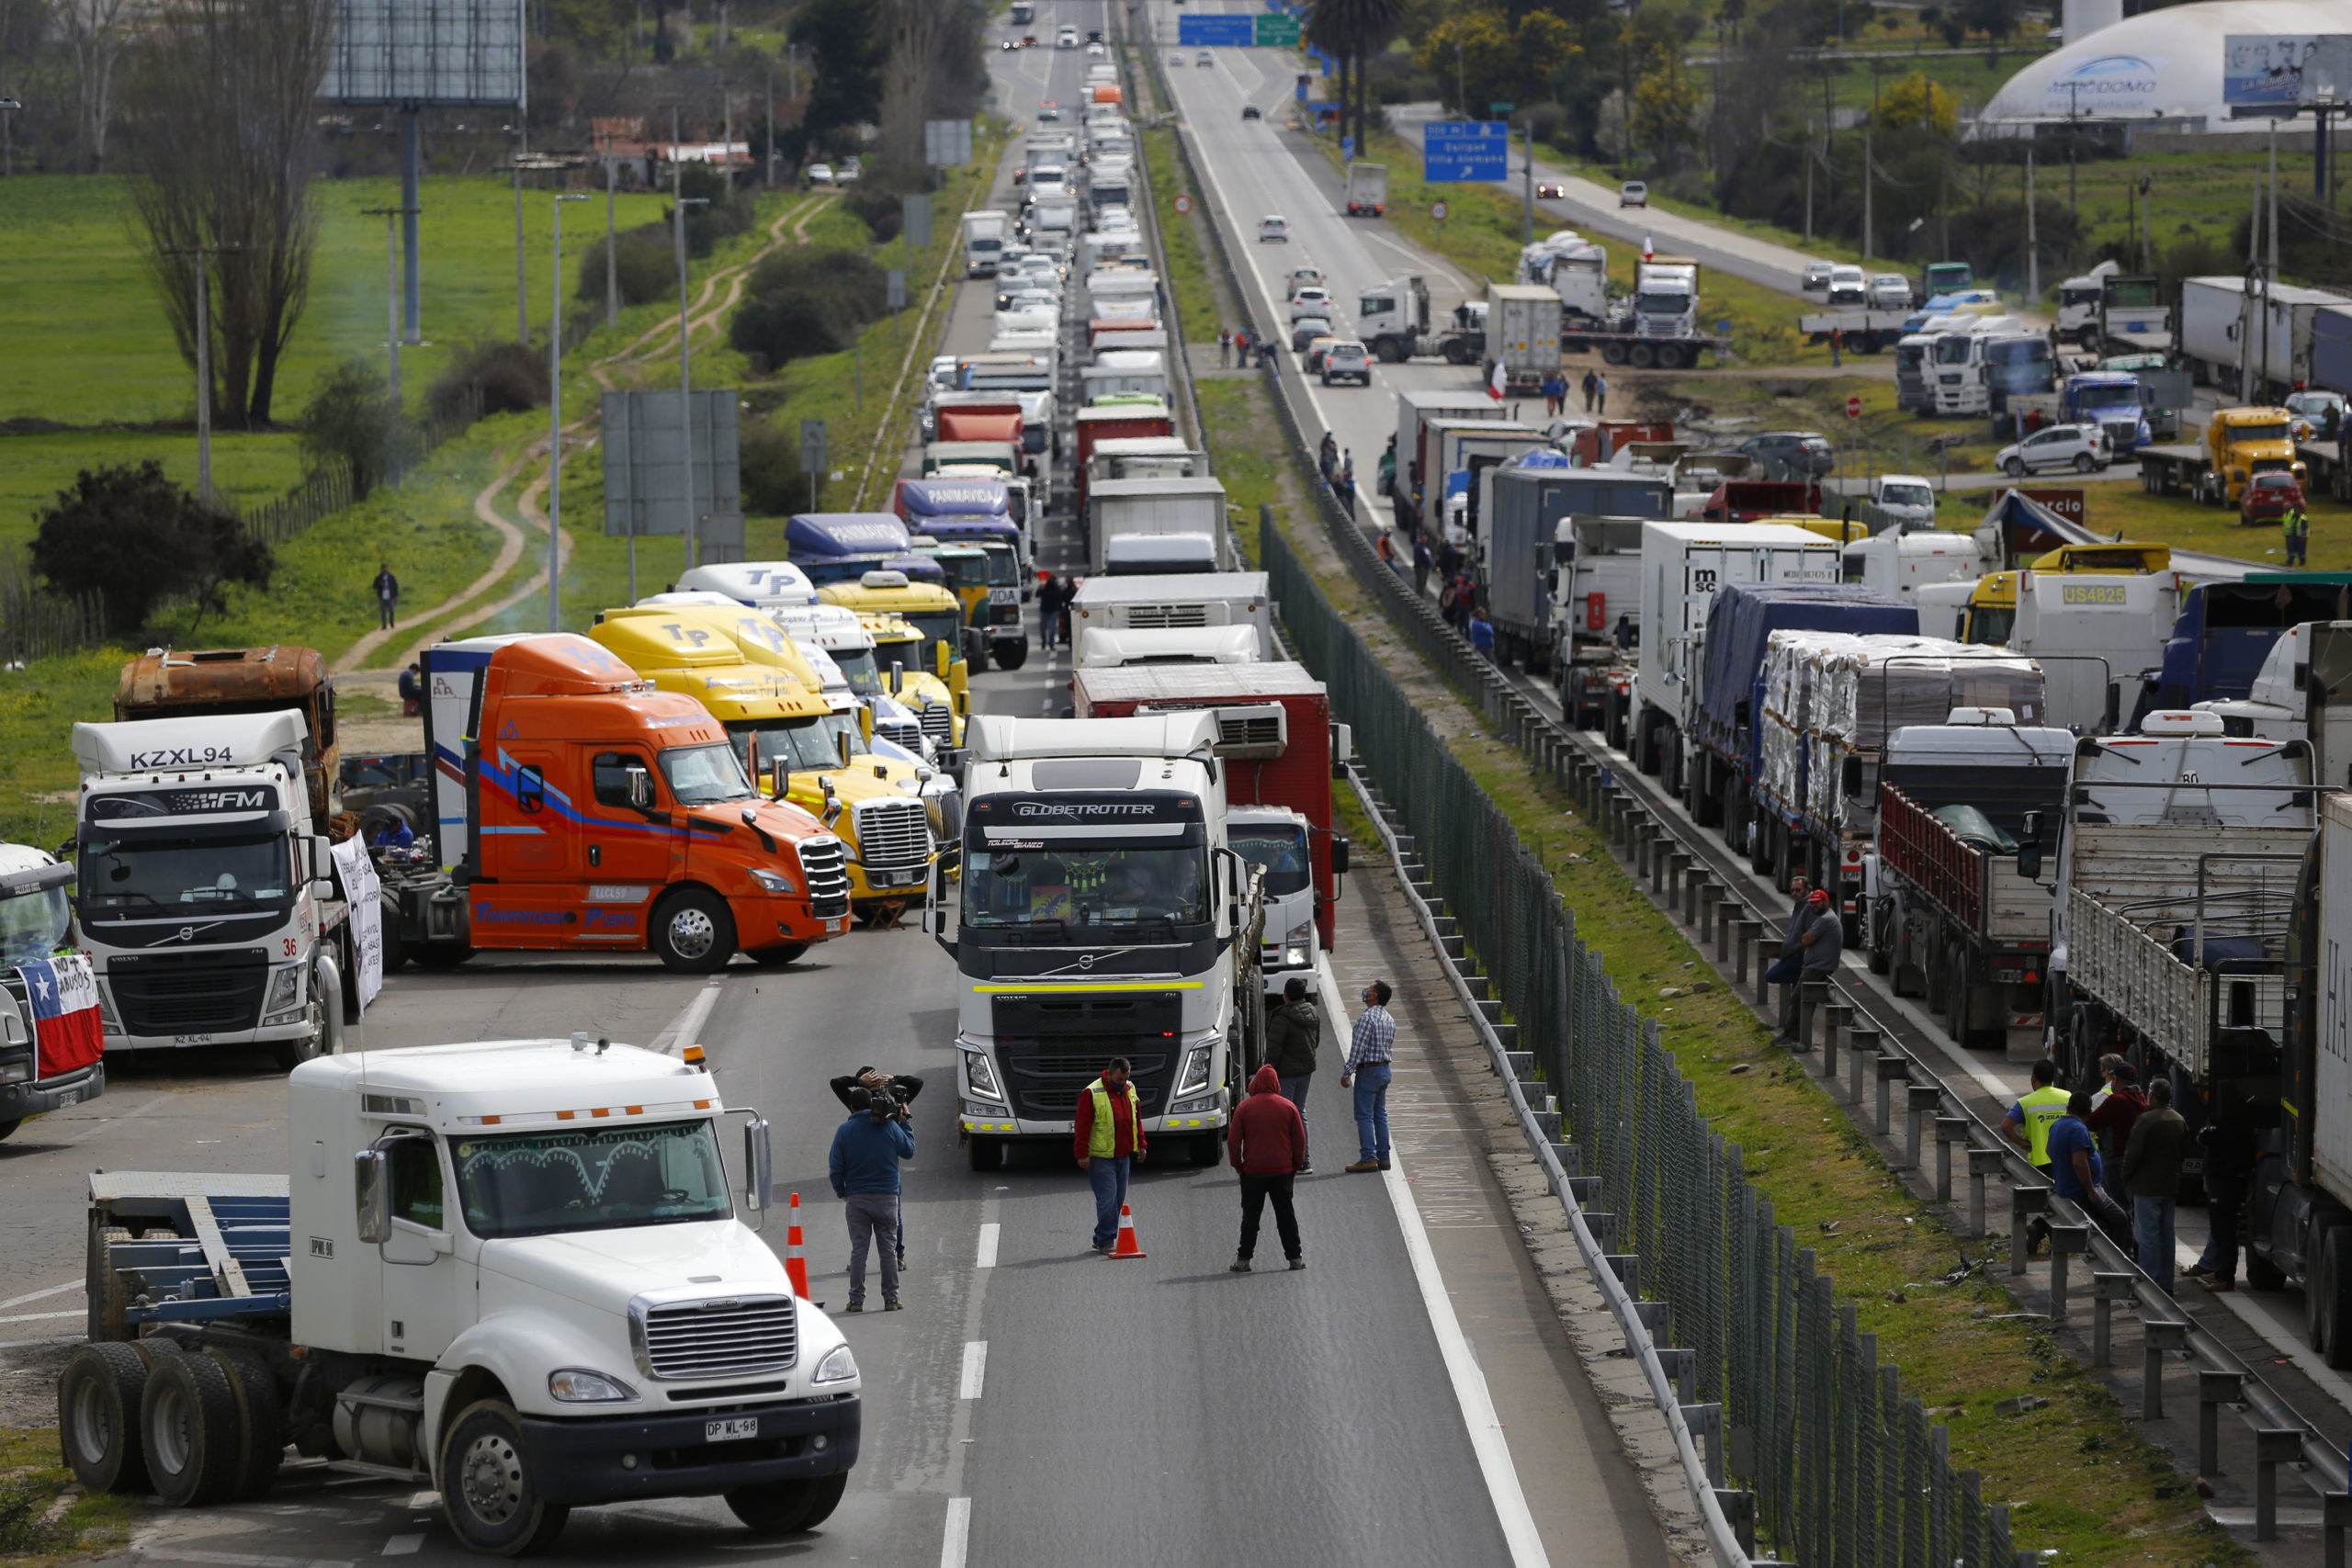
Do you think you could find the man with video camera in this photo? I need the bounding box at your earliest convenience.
[831,1068,922,1268]
[828,1073,916,1313]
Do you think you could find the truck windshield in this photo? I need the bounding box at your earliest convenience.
[0,886,71,965]
[732,714,857,775]
[1231,826,1311,897]
[1634,292,1688,316]
[658,744,757,806]
[2229,423,2290,445]
[963,844,1209,929]
[1933,337,1974,365]
[1965,607,2014,646]
[979,545,1022,586]
[2075,384,2139,410]
[904,610,965,657]
[452,1120,732,1239]
[79,831,290,912]
[830,647,882,695]
[1881,483,1934,508]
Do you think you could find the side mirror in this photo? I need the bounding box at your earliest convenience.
[741,1117,774,1212]
[858,705,875,745]
[1332,838,1351,874]
[922,907,948,936]
[355,1149,390,1244]
[836,730,854,768]
[53,839,74,863]
[627,767,655,811]
[949,660,970,700]
[311,837,336,882]
[2017,811,2044,881]
[770,761,791,800]
[1330,723,1352,768]
[935,640,954,678]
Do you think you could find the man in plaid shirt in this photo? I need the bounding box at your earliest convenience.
[1340,979,1396,1172]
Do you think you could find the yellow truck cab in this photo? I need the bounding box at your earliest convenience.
[2203,407,2309,508]
[588,613,938,913]
[860,615,968,758]
[1961,541,2171,644]
[820,570,967,669]
[1770,513,1869,545]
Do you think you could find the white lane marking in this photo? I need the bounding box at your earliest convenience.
[0,1280,80,1312]
[649,976,728,1055]
[975,1223,1000,1269]
[379,1538,424,1557]
[939,1496,973,1568]
[0,1309,84,1325]
[1317,948,1553,1568]
[959,1340,989,1400]
[404,1492,438,1510]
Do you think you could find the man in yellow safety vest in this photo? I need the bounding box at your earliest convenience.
[2003,1057,2071,1172]
[1074,1058,1148,1254]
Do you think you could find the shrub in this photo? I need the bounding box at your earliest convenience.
[300,358,415,499]
[575,223,676,309]
[841,182,903,243]
[673,162,756,260]
[729,248,889,370]
[427,338,548,423]
[740,415,828,514]
[32,461,274,635]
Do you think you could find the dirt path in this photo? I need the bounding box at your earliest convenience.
[335,190,838,671]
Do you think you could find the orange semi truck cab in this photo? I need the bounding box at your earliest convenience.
[405,634,853,972]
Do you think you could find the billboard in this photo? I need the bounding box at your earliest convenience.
[1422,120,1508,182]
[2223,34,2352,113]
[602,389,744,560]
[321,0,526,105]
[2039,52,2167,117]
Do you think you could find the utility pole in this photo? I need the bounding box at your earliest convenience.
[1804,117,1814,242]
[164,240,240,508]
[2025,142,2038,302]
[605,152,620,329]
[1,96,20,178]
[1522,118,1532,244]
[673,106,711,570]
[361,208,413,408]
[1861,125,1873,261]
[765,70,775,188]
[548,193,588,630]
[2067,84,2080,220]
[513,126,528,342]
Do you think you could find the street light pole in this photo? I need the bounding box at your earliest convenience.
[361,207,416,409]
[548,192,589,632]
[673,116,711,570]
[605,151,620,329]
[163,240,240,508]
[513,126,529,342]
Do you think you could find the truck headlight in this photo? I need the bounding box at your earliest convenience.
[752,867,798,896]
[261,964,304,1025]
[548,1368,637,1403]
[964,1050,1004,1102]
[1283,919,1314,969]
[1174,1045,1212,1100]
[812,1345,859,1384]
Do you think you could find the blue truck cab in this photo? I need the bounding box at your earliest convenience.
[2143,573,2352,717]
[785,513,946,588]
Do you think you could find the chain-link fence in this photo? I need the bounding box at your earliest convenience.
[1264,507,2030,1565]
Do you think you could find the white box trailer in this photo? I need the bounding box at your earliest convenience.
[1070,571,1274,659]
[1487,283,1563,393]
[2181,275,2352,399]
[962,209,1009,277]
[1633,522,1841,777]
[1089,476,1232,572]
[1394,390,1510,530]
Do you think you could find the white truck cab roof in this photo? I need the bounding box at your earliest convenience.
[969,712,1219,762]
[1078,626,1261,668]
[74,709,310,776]
[293,1037,719,1134]
[674,561,820,608]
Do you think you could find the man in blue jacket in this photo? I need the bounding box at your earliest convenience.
[829,1089,915,1312]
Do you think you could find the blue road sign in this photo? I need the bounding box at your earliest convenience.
[1178,13,1254,45]
[1341,135,1355,161]
[1422,119,1508,182]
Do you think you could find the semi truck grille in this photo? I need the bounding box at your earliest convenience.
[854,798,931,874]
[1125,605,1208,628]
[874,717,923,752]
[108,951,268,1036]
[990,991,1184,1119]
[918,704,956,745]
[636,1295,797,1380]
[797,838,852,918]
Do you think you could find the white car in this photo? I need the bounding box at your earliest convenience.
[1170,51,1183,64]
[1619,180,1647,208]
[1288,287,1332,322]
[1057,26,1077,46]
[1258,214,1289,243]
[1197,51,1214,66]
[1087,40,1105,55]
[1998,423,2110,477]
[807,163,835,186]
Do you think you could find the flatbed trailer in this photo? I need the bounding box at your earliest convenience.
[2135,442,2215,500]
[1566,325,1728,370]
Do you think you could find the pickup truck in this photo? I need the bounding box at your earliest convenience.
[57,1039,861,1552]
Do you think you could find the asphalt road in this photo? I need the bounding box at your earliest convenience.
[0,13,1605,1568]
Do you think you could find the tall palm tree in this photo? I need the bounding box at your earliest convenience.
[1307,0,1406,164]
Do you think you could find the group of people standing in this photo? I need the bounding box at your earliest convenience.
[1035,572,1080,651]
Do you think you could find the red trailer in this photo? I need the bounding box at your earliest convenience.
[1565,420,1674,465]
[935,405,1024,446]
[1072,661,1345,954]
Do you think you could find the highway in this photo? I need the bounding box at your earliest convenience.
[0,10,1678,1568]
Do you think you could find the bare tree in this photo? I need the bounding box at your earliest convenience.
[129,0,330,427]
[56,0,130,169]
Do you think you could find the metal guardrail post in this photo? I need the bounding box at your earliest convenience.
[1752,935,1772,1002]
[2200,1369,2247,1475]
[2091,1271,2136,1366]
[1935,1116,1968,1201]
[2256,1427,2303,1539]
[1657,1344,1694,1399]
[1874,1054,1906,1136]
[1905,1083,1939,1171]
[2324,1492,2352,1567]
[2010,1184,2050,1274]
[1714,901,1733,964]
[2143,1320,2189,1419]
[1682,1401,1725,1486]
[1713,1488,1757,1556]
[1822,1000,1853,1058]
[2048,1224,2090,1324]
[1847,1026,1880,1104]
[1696,879,1718,940]
[1820,1000,1841,1080]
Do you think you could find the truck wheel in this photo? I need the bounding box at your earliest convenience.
[996,637,1030,671]
[1628,343,1657,369]
[1601,343,1627,366]
[967,1134,1002,1171]
[208,1348,282,1502]
[651,888,738,976]
[87,1223,135,1342]
[441,1400,569,1557]
[2312,1224,2352,1364]
[725,1472,848,1535]
[749,943,809,968]
[141,1348,243,1507]
[1373,339,1400,365]
[59,1343,151,1495]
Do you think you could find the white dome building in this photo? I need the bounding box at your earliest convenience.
[1982,0,2348,132]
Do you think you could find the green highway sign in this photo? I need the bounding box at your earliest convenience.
[1254,13,1300,46]
[1489,101,1515,115]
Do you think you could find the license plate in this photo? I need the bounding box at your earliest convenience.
[57,1089,79,1107]
[829,917,849,932]
[706,1416,758,1442]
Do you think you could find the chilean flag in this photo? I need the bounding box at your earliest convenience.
[1487,360,1508,400]
[20,955,103,1077]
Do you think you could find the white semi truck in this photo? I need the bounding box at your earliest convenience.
[73,710,346,1069]
[926,714,1266,1169]
[58,1039,861,1551]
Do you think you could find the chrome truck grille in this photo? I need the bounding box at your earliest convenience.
[854,797,931,874]
[1124,604,1209,628]
[797,837,852,918]
[631,1294,797,1380]
[918,703,955,745]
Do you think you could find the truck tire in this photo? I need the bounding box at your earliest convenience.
[87,1224,135,1342]
[1601,342,1627,366]
[208,1348,283,1502]
[995,637,1030,671]
[0,1118,17,1141]
[59,1343,151,1495]
[967,1134,1001,1171]
[650,888,738,976]
[141,1348,243,1507]
[1628,343,1657,369]
[725,1472,848,1535]
[412,945,476,971]
[1373,339,1400,365]
[2314,1225,2352,1367]
[441,1399,570,1557]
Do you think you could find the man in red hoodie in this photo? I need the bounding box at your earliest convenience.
[1227,1065,1308,1272]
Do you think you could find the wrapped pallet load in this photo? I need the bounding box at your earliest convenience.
[1808,637,2045,841]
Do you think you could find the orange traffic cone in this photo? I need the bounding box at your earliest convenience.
[1108,1203,1148,1259]
[785,1192,812,1299]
